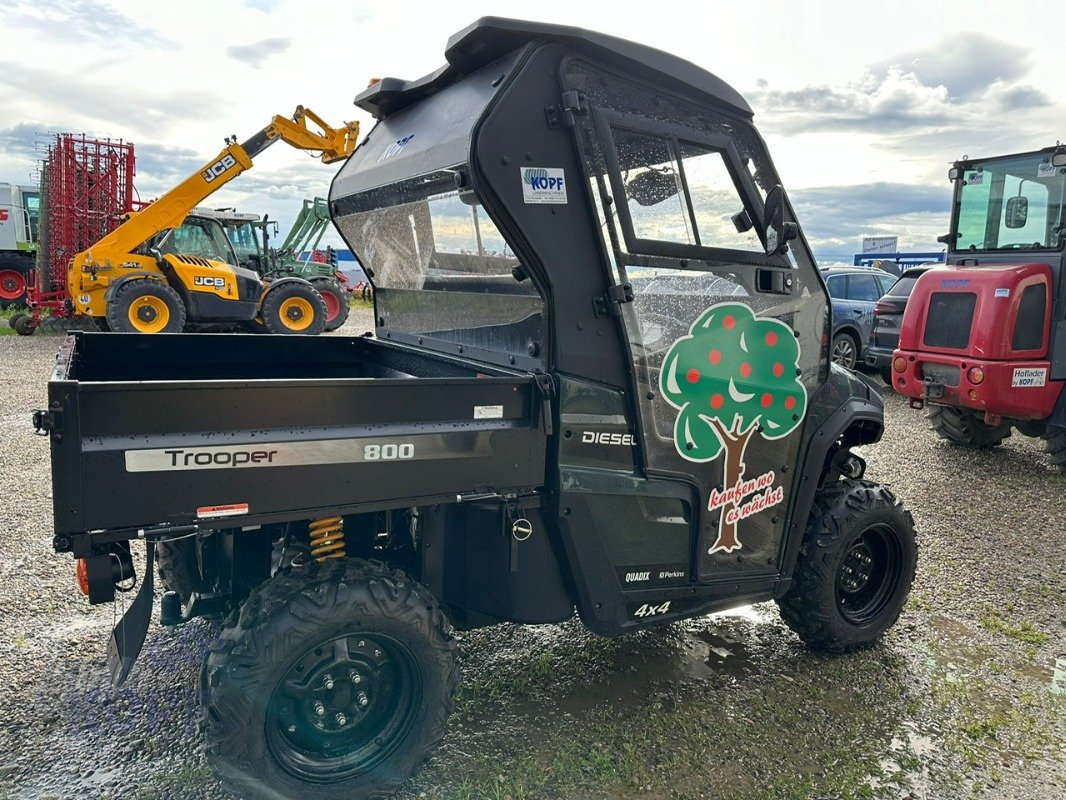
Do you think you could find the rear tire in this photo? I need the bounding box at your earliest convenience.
[927,405,1011,449]
[201,558,457,800]
[831,332,859,370]
[1041,426,1066,472]
[156,538,209,605]
[107,280,186,333]
[259,281,327,335]
[879,366,893,385]
[311,278,350,332]
[777,479,917,652]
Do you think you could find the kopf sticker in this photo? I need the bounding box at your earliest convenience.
[521,167,567,204]
[659,302,807,554]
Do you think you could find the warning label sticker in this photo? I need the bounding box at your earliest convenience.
[197,503,250,519]
[1011,368,1047,388]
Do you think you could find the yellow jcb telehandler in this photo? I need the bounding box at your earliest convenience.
[67,106,358,334]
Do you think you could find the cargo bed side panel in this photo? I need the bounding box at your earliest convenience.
[52,376,543,534]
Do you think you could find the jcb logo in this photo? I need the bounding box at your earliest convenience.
[201,154,237,183]
[193,276,226,289]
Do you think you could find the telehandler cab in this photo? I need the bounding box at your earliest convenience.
[893,146,1066,468]
[66,106,358,333]
[41,19,917,799]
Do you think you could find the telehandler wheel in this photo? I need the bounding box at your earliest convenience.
[777,479,917,653]
[201,558,457,800]
[311,278,350,332]
[156,538,210,605]
[927,405,1011,450]
[107,280,186,333]
[259,282,327,335]
[1041,426,1066,472]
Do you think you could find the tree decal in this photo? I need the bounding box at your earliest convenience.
[660,302,807,554]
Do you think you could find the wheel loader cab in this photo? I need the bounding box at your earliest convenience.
[331,19,865,633]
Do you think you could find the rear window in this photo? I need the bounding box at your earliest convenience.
[886,275,921,297]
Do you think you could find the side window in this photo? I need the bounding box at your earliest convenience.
[826,275,846,299]
[847,274,881,302]
[608,125,762,254]
[678,142,761,251]
[613,128,694,245]
[876,274,897,295]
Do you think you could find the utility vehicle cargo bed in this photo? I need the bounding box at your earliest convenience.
[46,333,547,536]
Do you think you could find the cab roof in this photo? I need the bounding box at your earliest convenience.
[354,17,752,120]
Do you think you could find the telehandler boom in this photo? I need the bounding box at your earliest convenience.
[67,106,359,333]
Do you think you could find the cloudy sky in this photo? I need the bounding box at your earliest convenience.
[0,0,1060,263]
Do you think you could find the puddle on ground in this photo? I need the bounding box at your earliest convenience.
[516,605,767,720]
[927,613,1055,684]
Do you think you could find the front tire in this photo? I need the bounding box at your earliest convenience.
[201,559,457,800]
[259,281,327,335]
[107,280,186,333]
[777,479,917,653]
[927,405,1011,449]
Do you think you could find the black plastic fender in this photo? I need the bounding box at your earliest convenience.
[777,365,885,588]
[103,272,167,303]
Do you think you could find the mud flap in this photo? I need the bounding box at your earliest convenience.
[107,542,155,687]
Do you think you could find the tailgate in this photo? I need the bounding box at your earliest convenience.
[47,334,546,535]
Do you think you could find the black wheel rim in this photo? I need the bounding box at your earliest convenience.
[266,633,420,783]
[835,524,904,626]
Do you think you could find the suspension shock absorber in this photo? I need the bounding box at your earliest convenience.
[309,516,345,561]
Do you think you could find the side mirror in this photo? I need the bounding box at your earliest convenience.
[626,167,679,207]
[764,185,798,255]
[1005,195,1029,229]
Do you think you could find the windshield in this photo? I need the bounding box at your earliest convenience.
[157,218,238,264]
[954,152,1066,251]
[334,168,543,364]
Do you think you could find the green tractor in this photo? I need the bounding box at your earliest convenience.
[211,199,350,331]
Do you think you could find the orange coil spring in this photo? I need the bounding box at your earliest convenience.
[309,516,345,561]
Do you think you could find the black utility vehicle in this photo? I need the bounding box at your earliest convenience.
[40,19,917,799]
[865,264,935,382]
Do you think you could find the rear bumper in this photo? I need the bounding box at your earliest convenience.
[864,344,893,369]
[892,351,1062,420]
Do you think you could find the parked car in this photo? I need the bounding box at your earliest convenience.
[864,264,936,383]
[820,266,897,369]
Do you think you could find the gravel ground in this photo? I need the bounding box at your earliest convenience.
[0,319,1062,800]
